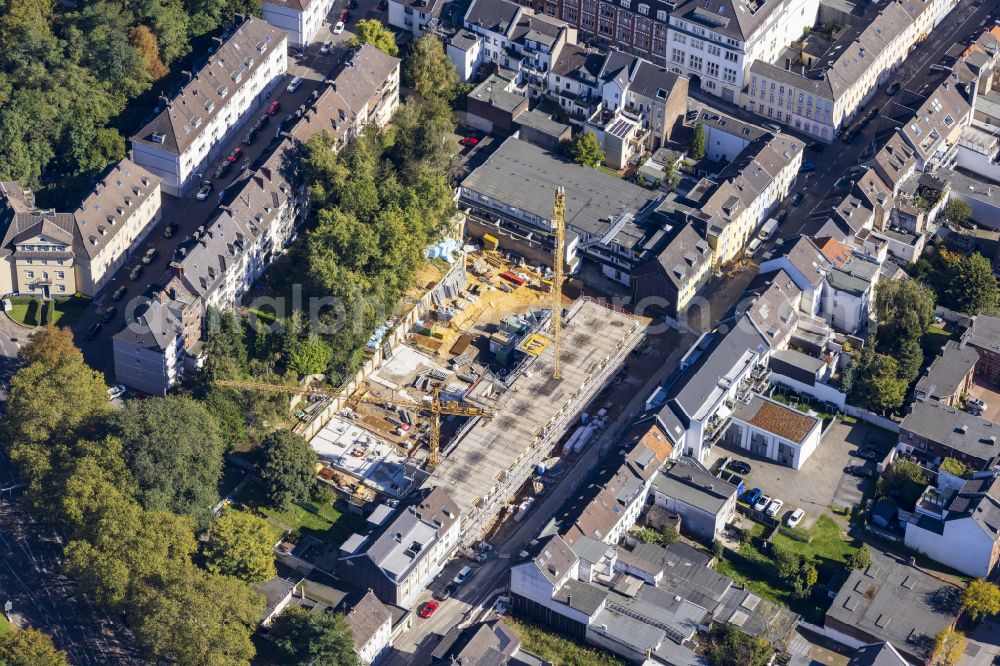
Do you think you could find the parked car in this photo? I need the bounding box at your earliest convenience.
[764,122,781,133]
[765,498,784,518]
[108,384,126,400]
[886,81,901,95]
[196,180,213,200]
[856,448,882,462]
[865,107,879,122]
[968,397,988,411]
[214,161,230,179]
[728,460,752,475]
[267,101,281,116]
[340,8,350,20]
[433,583,456,601]
[141,248,159,265]
[226,146,243,163]
[419,600,439,618]
[163,222,177,238]
[321,40,333,54]
[453,565,473,585]
[808,141,827,153]
[129,265,143,281]
[845,465,873,478]
[85,322,102,340]
[743,487,762,506]
[287,76,303,93]
[460,136,480,147]
[349,0,357,7]
[333,20,345,34]
[754,494,771,513]
[101,306,117,322]
[791,191,804,206]
[111,286,127,301]
[747,238,762,255]
[786,508,805,528]
[799,161,816,173]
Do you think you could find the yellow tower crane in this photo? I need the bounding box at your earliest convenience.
[213,380,494,469]
[552,186,566,380]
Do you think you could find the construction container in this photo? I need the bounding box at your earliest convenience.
[450,333,474,357]
[483,234,499,251]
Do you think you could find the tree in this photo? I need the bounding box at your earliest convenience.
[113,395,225,520]
[129,24,168,79]
[0,628,70,666]
[350,19,398,56]
[939,457,971,478]
[850,351,907,413]
[875,279,935,347]
[707,623,773,666]
[943,199,973,225]
[877,458,929,509]
[847,544,873,570]
[288,334,333,377]
[947,252,998,315]
[690,121,706,160]
[18,325,81,367]
[130,568,264,666]
[565,131,605,168]
[933,628,966,666]
[259,430,316,509]
[404,34,458,101]
[268,607,361,666]
[896,336,924,385]
[203,509,277,584]
[963,578,1000,622]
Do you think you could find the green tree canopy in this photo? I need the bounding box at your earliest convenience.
[288,334,333,377]
[875,279,935,347]
[0,628,70,666]
[847,544,873,570]
[877,458,929,509]
[934,628,966,666]
[943,198,973,225]
[564,131,605,168]
[404,34,458,101]
[259,429,316,509]
[947,252,998,315]
[203,508,277,583]
[113,395,224,520]
[267,607,361,666]
[963,578,1000,622]
[848,345,907,414]
[707,623,773,666]
[350,19,398,56]
[690,121,706,160]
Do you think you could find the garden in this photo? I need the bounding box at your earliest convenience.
[506,618,624,666]
[235,478,363,546]
[5,296,89,327]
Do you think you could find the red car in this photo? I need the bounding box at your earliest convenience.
[267,100,281,116]
[460,137,479,147]
[419,600,439,618]
[340,9,350,20]
[226,146,243,163]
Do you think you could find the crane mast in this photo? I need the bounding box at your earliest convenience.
[552,186,565,380]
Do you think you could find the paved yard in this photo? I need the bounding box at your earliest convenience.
[969,374,1000,423]
[709,420,893,527]
[787,625,853,666]
[962,616,1000,666]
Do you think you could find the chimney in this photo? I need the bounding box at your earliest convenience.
[169,261,185,279]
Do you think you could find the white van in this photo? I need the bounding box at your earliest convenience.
[758,217,779,241]
[747,238,762,256]
[453,565,473,585]
[286,76,303,93]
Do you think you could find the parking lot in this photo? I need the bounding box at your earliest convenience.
[709,420,895,529]
[968,375,1000,423]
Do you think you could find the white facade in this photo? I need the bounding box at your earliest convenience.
[263,0,335,47]
[388,0,440,36]
[112,313,184,396]
[725,398,822,469]
[650,474,737,541]
[356,617,392,665]
[905,516,997,578]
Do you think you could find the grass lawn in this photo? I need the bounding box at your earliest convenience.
[507,618,625,666]
[921,323,953,357]
[6,296,90,327]
[236,480,363,545]
[772,515,860,570]
[0,614,11,637]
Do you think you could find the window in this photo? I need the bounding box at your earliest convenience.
[724,50,738,62]
[638,3,648,14]
[708,44,720,56]
[674,32,686,44]
[692,38,704,50]
[689,55,702,70]
[707,61,719,77]
[25,271,33,279]
[58,285,66,293]
[723,67,736,83]
[620,0,630,8]
[671,48,685,64]
[656,9,666,20]
[56,271,64,279]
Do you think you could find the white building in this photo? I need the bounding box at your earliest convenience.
[345,591,393,665]
[724,393,822,469]
[130,18,288,196]
[666,0,819,104]
[112,297,189,396]
[904,476,1000,578]
[388,0,447,36]
[263,0,335,48]
[649,462,738,541]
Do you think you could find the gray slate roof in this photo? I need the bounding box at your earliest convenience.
[651,461,738,516]
[345,591,391,650]
[849,642,910,666]
[900,401,1000,463]
[964,314,1000,354]
[915,340,979,402]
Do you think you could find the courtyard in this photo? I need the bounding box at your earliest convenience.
[709,419,896,528]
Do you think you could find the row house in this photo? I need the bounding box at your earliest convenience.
[130,17,288,196]
[338,488,461,610]
[897,401,1000,471]
[746,0,919,142]
[263,0,336,47]
[389,0,448,36]
[913,340,979,407]
[897,67,975,172]
[0,159,162,298]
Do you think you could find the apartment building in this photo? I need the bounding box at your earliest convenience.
[130,18,288,196]
[338,488,461,610]
[649,462,738,541]
[389,0,448,36]
[263,0,335,47]
[724,393,822,468]
[112,295,191,396]
[897,68,975,171]
[897,401,1000,470]
[0,159,161,298]
[345,590,393,664]
[667,0,818,103]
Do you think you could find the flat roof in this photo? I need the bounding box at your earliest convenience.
[425,300,644,539]
[732,394,820,444]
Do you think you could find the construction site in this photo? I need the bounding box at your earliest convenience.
[285,190,647,546]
